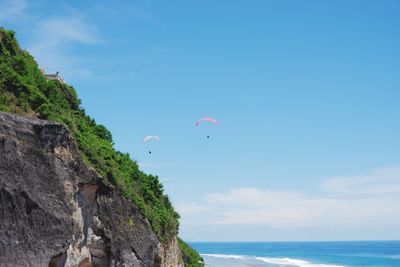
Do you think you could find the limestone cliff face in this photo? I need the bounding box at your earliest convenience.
[0,112,183,267]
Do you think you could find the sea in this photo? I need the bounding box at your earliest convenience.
[190,241,400,267]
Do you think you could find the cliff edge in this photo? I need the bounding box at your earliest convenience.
[0,111,183,267]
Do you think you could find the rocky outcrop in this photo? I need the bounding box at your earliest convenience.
[0,112,183,267]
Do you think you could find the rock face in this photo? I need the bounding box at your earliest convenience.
[0,112,183,267]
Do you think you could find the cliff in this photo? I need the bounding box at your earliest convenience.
[0,111,183,266]
[0,26,204,267]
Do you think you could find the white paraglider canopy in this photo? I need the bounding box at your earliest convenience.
[143,135,160,142]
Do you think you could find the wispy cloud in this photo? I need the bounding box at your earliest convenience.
[177,165,400,239]
[0,1,100,79]
[26,14,100,78]
[0,0,29,22]
[200,187,400,228]
[32,16,99,47]
[1,0,164,80]
[321,165,400,194]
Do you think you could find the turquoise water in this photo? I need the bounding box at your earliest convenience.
[190,241,400,267]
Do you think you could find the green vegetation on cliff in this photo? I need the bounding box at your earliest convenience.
[0,28,187,247]
[178,238,204,267]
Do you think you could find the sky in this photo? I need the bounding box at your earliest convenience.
[1,0,400,241]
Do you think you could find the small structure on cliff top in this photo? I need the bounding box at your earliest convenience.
[41,69,64,83]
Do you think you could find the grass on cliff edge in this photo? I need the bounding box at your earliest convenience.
[0,27,201,262]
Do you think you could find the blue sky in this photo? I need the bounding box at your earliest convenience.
[1,0,400,241]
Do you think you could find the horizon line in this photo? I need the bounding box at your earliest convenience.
[187,239,400,243]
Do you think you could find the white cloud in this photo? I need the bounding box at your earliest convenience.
[321,165,400,194]
[204,188,400,228]
[0,0,29,22]
[177,165,400,240]
[32,16,99,48]
[0,0,100,79]
[26,15,100,78]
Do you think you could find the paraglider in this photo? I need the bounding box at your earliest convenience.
[143,135,159,154]
[196,117,218,139]
[195,117,218,126]
[143,135,160,142]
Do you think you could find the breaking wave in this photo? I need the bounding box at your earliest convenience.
[201,253,345,267]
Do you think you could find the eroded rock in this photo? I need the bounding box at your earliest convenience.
[0,112,182,267]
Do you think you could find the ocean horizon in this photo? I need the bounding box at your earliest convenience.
[190,241,400,267]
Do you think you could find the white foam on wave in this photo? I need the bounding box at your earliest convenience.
[201,254,345,267]
[201,253,246,260]
[255,256,345,267]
